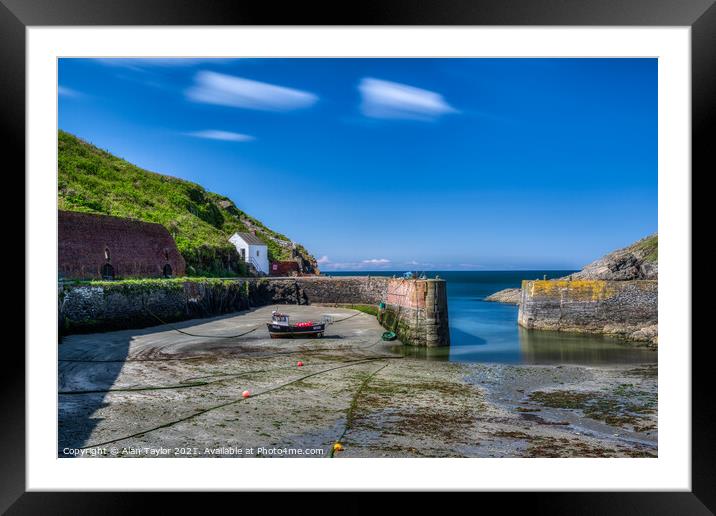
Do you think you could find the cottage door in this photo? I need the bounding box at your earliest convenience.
[101,263,114,280]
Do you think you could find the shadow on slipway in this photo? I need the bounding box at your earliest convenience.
[57,310,262,456]
[58,335,130,456]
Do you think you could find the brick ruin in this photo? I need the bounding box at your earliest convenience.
[269,260,301,276]
[58,210,186,280]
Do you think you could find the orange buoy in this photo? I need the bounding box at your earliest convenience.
[297,361,304,367]
[242,390,251,398]
[332,442,344,452]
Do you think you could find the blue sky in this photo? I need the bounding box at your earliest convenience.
[58,58,657,271]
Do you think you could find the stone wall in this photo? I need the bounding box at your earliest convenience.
[291,276,389,305]
[59,275,449,346]
[518,279,657,343]
[59,279,251,333]
[381,278,450,347]
[58,276,387,332]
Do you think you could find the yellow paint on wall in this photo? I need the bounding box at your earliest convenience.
[528,279,617,301]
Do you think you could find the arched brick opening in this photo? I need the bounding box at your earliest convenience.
[101,263,115,280]
[58,211,186,280]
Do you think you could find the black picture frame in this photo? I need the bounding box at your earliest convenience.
[4,0,710,512]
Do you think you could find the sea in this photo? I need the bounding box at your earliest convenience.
[329,270,656,366]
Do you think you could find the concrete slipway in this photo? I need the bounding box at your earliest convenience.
[59,306,657,458]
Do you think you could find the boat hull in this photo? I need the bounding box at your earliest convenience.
[266,323,325,338]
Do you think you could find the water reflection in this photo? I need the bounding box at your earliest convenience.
[390,343,451,361]
[517,327,656,365]
[391,327,656,366]
[334,270,657,366]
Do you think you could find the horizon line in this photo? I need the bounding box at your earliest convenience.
[322,268,579,273]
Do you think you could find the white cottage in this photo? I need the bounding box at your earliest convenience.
[229,232,269,275]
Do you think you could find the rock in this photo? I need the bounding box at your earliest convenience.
[566,234,657,281]
[485,288,522,304]
[628,324,658,346]
[518,233,659,346]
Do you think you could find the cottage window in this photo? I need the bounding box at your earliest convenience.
[104,247,111,262]
[256,250,260,257]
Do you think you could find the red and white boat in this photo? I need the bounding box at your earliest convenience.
[266,310,326,338]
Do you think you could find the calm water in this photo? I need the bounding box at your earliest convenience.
[329,271,656,365]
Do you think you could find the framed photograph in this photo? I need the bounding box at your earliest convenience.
[6,0,710,511]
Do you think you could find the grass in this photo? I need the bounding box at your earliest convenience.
[347,304,380,317]
[60,277,249,291]
[82,277,240,286]
[634,234,658,263]
[58,130,315,276]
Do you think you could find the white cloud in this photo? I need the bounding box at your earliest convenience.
[317,257,394,271]
[358,77,458,121]
[186,71,318,111]
[58,85,82,97]
[185,130,255,142]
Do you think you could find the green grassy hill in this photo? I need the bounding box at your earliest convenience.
[58,130,316,276]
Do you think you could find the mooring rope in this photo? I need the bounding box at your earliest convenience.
[59,362,321,395]
[330,312,361,324]
[144,304,364,339]
[329,361,390,458]
[60,338,397,392]
[59,308,371,364]
[78,356,400,450]
[60,355,219,364]
[144,305,260,339]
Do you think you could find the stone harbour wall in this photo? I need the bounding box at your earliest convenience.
[59,276,449,347]
[518,279,658,344]
[290,276,390,305]
[59,275,448,347]
[381,278,450,347]
[59,279,252,333]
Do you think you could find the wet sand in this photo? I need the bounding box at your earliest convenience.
[59,305,656,458]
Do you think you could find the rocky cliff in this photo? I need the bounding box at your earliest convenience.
[487,234,658,305]
[486,234,658,346]
[518,234,658,346]
[485,288,521,304]
[566,234,657,281]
